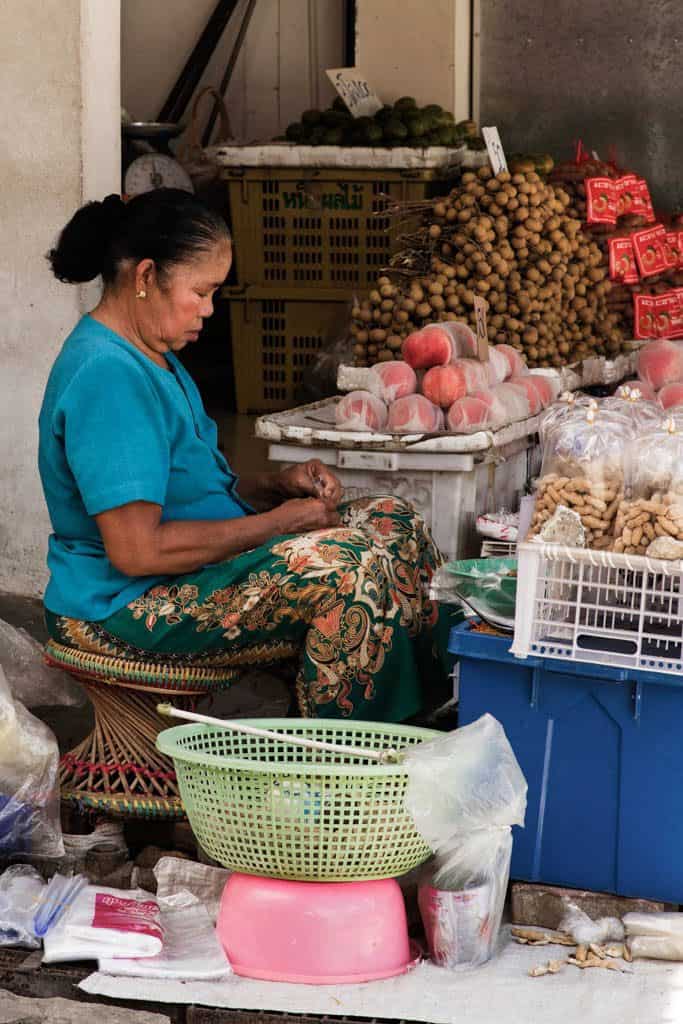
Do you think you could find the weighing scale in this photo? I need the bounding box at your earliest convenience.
[122,121,194,197]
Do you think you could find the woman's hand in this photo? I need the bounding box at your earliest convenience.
[278,460,343,507]
[271,497,341,534]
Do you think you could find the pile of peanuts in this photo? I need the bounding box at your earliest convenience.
[528,471,623,550]
[614,492,683,555]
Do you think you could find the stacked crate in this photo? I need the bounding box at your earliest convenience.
[221,162,454,413]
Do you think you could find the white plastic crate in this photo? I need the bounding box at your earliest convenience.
[512,542,683,676]
[480,540,517,558]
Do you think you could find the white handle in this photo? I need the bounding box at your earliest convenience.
[157,703,401,764]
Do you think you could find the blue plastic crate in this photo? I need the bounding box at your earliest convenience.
[449,621,683,903]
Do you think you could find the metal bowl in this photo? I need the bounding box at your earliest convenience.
[122,121,185,140]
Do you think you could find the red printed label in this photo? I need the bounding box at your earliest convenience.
[634,294,657,339]
[608,236,639,284]
[585,177,617,224]
[632,224,669,278]
[92,893,163,941]
[665,231,682,270]
[653,292,682,339]
[615,174,639,218]
[636,178,656,223]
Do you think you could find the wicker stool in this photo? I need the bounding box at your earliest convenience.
[45,640,241,820]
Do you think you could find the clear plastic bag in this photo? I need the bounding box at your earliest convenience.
[0,864,46,948]
[538,392,595,444]
[615,418,683,556]
[336,361,417,404]
[0,618,84,708]
[637,338,683,392]
[387,394,444,433]
[0,665,63,860]
[406,715,526,970]
[528,408,633,549]
[335,390,388,432]
[446,396,493,434]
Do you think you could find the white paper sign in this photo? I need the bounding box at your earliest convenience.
[482,126,508,175]
[325,67,383,118]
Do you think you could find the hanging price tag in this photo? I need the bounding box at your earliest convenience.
[473,295,490,361]
[482,126,508,175]
[325,68,383,118]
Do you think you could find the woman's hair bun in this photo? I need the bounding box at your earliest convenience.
[47,194,126,284]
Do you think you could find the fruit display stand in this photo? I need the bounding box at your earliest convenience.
[255,399,542,561]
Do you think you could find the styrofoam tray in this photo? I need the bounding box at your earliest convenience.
[255,397,541,453]
[207,141,466,171]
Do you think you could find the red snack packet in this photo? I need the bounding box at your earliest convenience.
[632,224,669,278]
[653,291,683,339]
[585,177,618,224]
[633,294,657,339]
[665,232,681,270]
[636,178,656,223]
[615,174,639,218]
[608,236,639,284]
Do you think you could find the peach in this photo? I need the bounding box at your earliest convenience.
[387,394,444,433]
[658,382,683,410]
[446,397,494,433]
[421,364,467,408]
[638,339,683,391]
[402,327,452,369]
[335,391,388,432]
[371,360,417,403]
[495,344,528,378]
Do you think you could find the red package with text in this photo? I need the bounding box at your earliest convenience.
[608,236,639,284]
[665,232,681,271]
[632,224,669,278]
[585,177,618,224]
[634,295,657,339]
[654,290,683,339]
[92,893,163,945]
[615,174,639,218]
[637,178,656,222]
[679,232,683,270]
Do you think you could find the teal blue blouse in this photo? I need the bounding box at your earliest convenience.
[39,316,249,621]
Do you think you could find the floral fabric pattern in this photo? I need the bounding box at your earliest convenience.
[48,497,450,722]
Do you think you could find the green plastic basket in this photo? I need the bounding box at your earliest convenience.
[156,718,439,882]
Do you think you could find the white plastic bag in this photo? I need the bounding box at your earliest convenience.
[98,896,231,980]
[0,665,63,859]
[406,715,527,970]
[0,618,84,708]
[43,885,162,962]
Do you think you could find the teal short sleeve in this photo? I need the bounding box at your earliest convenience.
[62,356,170,516]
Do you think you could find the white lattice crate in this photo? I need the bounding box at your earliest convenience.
[512,541,683,675]
[480,540,517,558]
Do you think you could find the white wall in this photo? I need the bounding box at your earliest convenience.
[121,0,345,144]
[356,0,472,120]
[0,0,121,597]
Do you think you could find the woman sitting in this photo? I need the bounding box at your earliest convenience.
[39,189,449,722]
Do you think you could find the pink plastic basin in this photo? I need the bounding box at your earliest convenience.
[216,873,412,985]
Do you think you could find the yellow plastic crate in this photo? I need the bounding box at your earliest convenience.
[222,166,447,290]
[228,288,350,414]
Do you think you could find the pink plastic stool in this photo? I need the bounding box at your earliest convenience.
[216,873,413,985]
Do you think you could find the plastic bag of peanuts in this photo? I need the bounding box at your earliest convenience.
[527,408,635,550]
[615,418,683,556]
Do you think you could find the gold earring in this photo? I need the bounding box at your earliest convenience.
[136,289,147,299]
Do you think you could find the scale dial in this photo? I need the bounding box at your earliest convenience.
[124,154,194,197]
